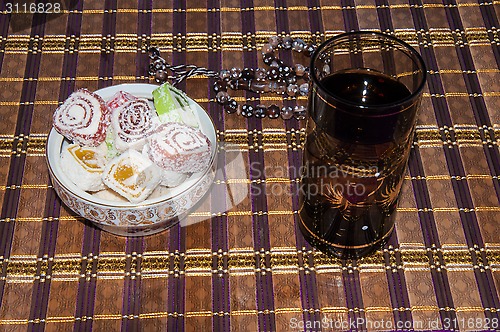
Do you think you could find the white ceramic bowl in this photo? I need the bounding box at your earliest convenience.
[46,84,217,236]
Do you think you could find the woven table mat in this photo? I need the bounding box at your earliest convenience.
[0,0,499,331]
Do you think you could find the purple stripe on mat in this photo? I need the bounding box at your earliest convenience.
[121,238,143,332]
[374,2,414,326]
[73,1,117,330]
[240,1,276,330]
[0,11,46,311]
[120,2,152,331]
[274,0,321,326]
[441,0,500,319]
[136,0,153,82]
[0,3,11,73]
[206,1,230,331]
[339,2,367,329]
[306,0,323,39]
[167,1,187,331]
[27,5,84,331]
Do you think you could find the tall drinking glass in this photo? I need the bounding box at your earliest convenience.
[298,32,427,259]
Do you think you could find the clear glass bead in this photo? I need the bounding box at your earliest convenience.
[286,84,298,96]
[216,91,230,104]
[281,106,294,120]
[294,105,306,120]
[282,36,293,49]
[299,83,309,96]
[294,63,306,76]
[269,36,280,48]
[261,43,274,56]
[292,38,306,52]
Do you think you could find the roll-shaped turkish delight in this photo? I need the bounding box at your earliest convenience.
[111,98,156,152]
[147,122,211,173]
[53,89,110,147]
[106,90,137,110]
[60,143,107,191]
[142,144,188,187]
[102,149,161,203]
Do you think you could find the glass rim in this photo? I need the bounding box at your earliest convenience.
[310,31,427,112]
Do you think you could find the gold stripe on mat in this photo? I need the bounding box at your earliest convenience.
[0,305,494,324]
[1,28,498,53]
[6,247,493,280]
[0,2,489,16]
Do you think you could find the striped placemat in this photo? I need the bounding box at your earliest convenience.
[0,0,499,331]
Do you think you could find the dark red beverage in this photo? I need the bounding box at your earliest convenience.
[299,68,420,259]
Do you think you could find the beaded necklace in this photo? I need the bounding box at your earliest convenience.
[148,36,315,120]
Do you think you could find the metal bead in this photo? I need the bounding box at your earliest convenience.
[305,44,316,56]
[241,68,255,80]
[286,75,297,84]
[263,53,275,65]
[292,38,306,52]
[266,105,280,119]
[294,105,307,120]
[148,47,161,58]
[225,99,238,114]
[154,59,166,71]
[282,36,293,49]
[267,68,280,80]
[278,65,292,77]
[280,106,294,120]
[230,67,242,79]
[216,91,230,104]
[299,83,309,96]
[241,104,254,118]
[261,43,274,56]
[294,63,306,76]
[213,80,227,92]
[154,70,167,83]
[268,36,280,48]
[286,84,299,97]
[219,69,231,81]
[255,68,267,81]
[254,104,267,118]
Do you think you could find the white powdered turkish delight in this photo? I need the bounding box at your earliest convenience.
[102,149,161,203]
[60,143,107,191]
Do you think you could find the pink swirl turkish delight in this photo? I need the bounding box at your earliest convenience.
[53,89,110,147]
[106,90,137,110]
[111,98,156,151]
[147,122,211,173]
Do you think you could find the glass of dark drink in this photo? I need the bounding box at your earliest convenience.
[298,31,426,259]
